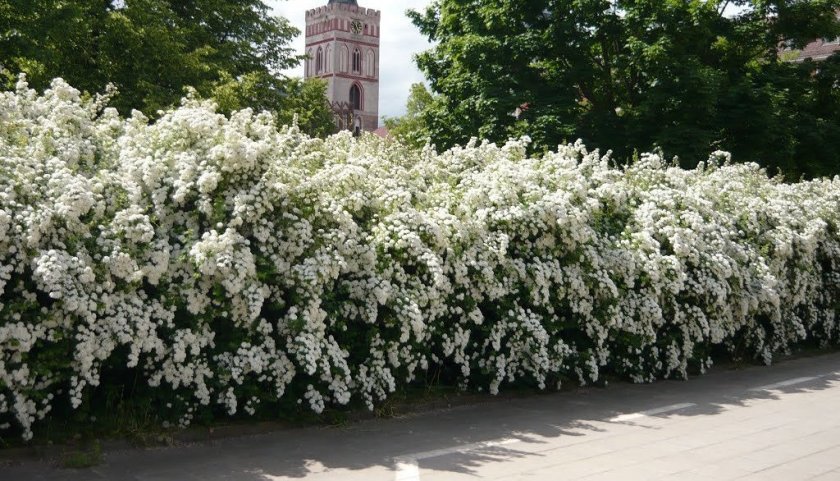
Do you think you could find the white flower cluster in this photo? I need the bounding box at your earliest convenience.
[1,78,839,441]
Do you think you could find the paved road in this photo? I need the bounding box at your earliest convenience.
[3,352,840,480]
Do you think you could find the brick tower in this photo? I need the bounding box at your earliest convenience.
[305,0,381,133]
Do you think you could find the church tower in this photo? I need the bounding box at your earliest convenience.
[305,0,380,133]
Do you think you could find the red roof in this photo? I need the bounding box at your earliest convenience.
[373,127,390,138]
[793,39,840,62]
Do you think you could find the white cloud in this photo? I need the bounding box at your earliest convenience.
[266,0,434,120]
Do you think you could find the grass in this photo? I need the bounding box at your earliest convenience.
[60,441,102,469]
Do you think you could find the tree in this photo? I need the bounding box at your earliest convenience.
[269,77,337,139]
[211,73,336,137]
[0,0,329,133]
[409,1,840,178]
[383,83,435,149]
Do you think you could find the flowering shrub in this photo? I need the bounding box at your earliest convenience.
[1,78,839,441]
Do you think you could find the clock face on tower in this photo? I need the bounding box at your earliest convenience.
[351,20,363,35]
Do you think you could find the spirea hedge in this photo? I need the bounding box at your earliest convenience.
[1,78,839,440]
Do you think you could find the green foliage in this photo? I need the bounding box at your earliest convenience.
[60,441,103,469]
[409,0,840,178]
[384,83,435,149]
[0,0,334,136]
[211,73,336,138]
[275,78,339,139]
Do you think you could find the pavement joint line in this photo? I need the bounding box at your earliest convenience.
[731,443,840,479]
[608,403,697,422]
[748,376,820,392]
[393,438,520,481]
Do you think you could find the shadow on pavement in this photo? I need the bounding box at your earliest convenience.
[2,352,839,480]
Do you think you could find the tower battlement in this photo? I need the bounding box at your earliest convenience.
[306,5,380,19]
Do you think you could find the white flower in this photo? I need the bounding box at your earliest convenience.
[1,77,839,441]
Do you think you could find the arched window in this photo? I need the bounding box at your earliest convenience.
[352,48,361,73]
[325,45,333,73]
[316,47,323,73]
[340,45,349,72]
[365,49,375,77]
[350,84,362,110]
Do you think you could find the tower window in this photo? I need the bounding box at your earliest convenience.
[316,47,323,73]
[350,84,362,110]
[325,45,332,73]
[366,49,375,77]
[352,48,361,73]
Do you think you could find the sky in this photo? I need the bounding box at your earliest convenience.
[266,0,435,120]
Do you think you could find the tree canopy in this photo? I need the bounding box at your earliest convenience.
[0,0,335,135]
[409,0,840,178]
[384,83,435,149]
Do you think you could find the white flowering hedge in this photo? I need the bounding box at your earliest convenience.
[1,78,839,441]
